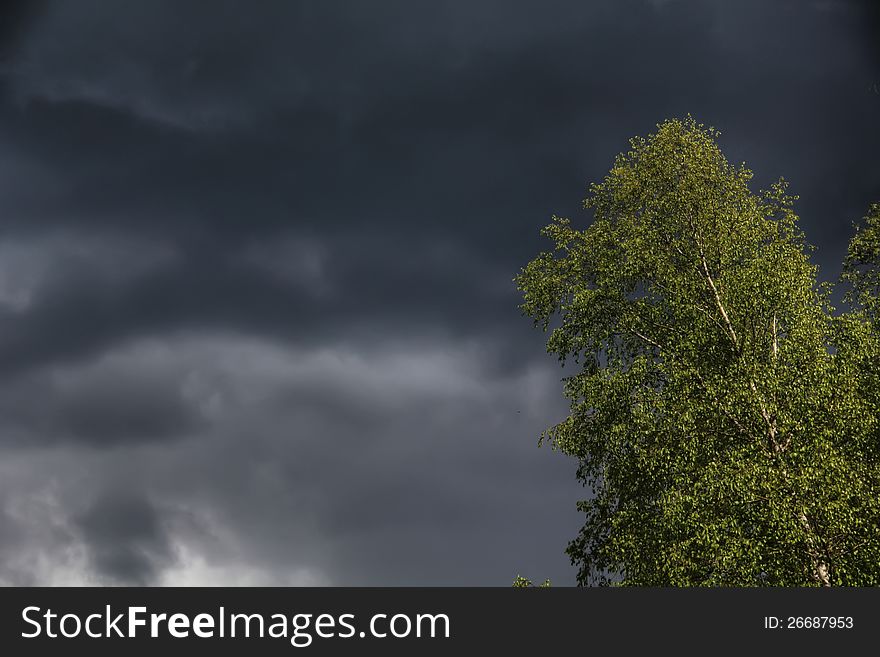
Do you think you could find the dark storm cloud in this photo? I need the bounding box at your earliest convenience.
[0,233,518,375]
[73,491,175,585]
[0,339,204,447]
[0,0,877,585]
[854,0,880,71]
[0,335,578,585]
[0,1,45,61]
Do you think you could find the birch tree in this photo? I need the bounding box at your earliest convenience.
[516,117,880,586]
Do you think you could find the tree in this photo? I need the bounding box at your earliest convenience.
[843,203,880,322]
[512,575,552,588]
[516,117,880,586]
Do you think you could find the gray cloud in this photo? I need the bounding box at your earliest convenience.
[0,334,577,585]
[0,0,876,585]
[0,339,203,447]
[73,491,176,586]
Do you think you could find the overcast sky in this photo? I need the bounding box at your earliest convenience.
[0,0,877,586]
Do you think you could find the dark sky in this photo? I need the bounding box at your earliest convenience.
[0,0,877,585]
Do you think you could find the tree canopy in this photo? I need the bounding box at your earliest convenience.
[843,202,880,322]
[516,117,880,586]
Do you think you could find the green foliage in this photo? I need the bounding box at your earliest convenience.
[512,575,552,588]
[516,117,880,586]
[843,203,880,321]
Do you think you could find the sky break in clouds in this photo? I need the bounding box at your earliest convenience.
[0,0,877,585]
